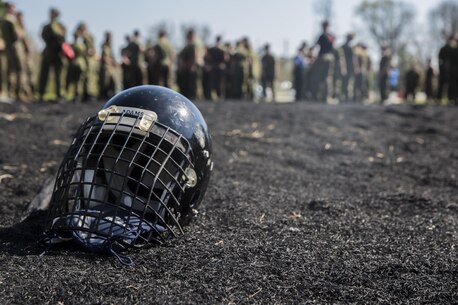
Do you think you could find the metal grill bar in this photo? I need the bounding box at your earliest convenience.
[133,128,188,239]
[46,110,195,250]
[76,112,129,238]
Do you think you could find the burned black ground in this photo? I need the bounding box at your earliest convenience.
[0,100,457,304]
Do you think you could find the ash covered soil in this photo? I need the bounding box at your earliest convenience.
[0,100,457,304]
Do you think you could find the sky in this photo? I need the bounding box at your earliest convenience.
[14,0,444,58]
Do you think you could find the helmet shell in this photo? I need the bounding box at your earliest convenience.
[45,85,213,251]
[104,85,213,218]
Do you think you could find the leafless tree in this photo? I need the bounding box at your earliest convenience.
[355,0,415,55]
[314,0,333,22]
[148,20,176,45]
[429,0,458,43]
[180,23,212,46]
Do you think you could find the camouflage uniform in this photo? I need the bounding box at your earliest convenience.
[98,39,115,99]
[38,19,66,100]
[81,29,96,100]
[15,15,34,101]
[149,36,173,87]
[242,45,257,101]
[354,45,371,101]
[1,12,20,99]
[65,34,87,102]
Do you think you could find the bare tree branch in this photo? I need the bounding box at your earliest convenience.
[314,0,334,21]
[429,0,458,41]
[355,0,415,54]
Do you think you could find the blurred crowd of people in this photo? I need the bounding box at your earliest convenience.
[0,4,457,105]
[292,20,458,105]
[118,29,266,102]
[292,21,373,104]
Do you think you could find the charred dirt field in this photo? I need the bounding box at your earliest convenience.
[0,100,457,304]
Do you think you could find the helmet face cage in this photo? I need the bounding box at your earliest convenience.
[46,106,199,252]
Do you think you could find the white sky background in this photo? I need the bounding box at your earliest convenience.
[15,0,444,58]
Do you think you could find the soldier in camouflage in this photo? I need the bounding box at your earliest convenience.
[149,30,174,88]
[1,2,21,100]
[77,22,96,101]
[65,27,87,102]
[38,7,66,102]
[98,31,116,100]
[15,10,33,101]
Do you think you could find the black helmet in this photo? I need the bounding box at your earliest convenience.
[44,86,212,257]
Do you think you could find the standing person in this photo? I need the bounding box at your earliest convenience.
[332,46,341,101]
[223,41,234,99]
[38,7,66,102]
[65,28,86,102]
[1,2,20,100]
[378,46,391,103]
[261,43,275,101]
[437,35,455,103]
[144,39,155,84]
[293,46,306,101]
[0,14,4,98]
[177,29,198,99]
[98,31,116,100]
[424,58,434,102]
[303,45,315,99]
[77,22,95,101]
[128,30,144,87]
[156,30,174,87]
[208,35,225,100]
[202,46,212,100]
[242,37,256,101]
[339,33,356,102]
[149,30,174,87]
[310,20,335,103]
[364,45,373,101]
[448,38,458,105]
[15,11,34,101]
[354,43,371,102]
[120,35,131,89]
[404,63,420,103]
[389,66,400,92]
[231,40,246,100]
